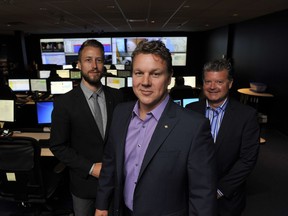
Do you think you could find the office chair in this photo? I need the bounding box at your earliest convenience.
[0,136,72,215]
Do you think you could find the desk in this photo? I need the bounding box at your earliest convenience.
[238,88,273,144]
[12,132,53,157]
[237,88,274,104]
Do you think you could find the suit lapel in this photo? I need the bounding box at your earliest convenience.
[138,101,178,179]
[103,87,114,141]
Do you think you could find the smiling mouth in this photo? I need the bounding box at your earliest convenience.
[141,90,152,95]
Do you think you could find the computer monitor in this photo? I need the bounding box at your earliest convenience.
[167,78,176,90]
[38,70,51,78]
[50,80,73,95]
[182,98,199,107]
[70,70,81,79]
[56,69,70,78]
[114,64,125,70]
[106,69,118,76]
[63,64,73,69]
[36,101,53,125]
[101,77,106,86]
[183,76,196,88]
[117,70,131,77]
[8,79,30,92]
[0,99,14,122]
[30,79,47,92]
[106,77,126,89]
[173,99,182,106]
[127,77,132,87]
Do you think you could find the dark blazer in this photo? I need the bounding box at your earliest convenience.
[186,98,260,215]
[49,85,123,198]
[96,99,217,216]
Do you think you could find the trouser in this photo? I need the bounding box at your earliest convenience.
[71,193,96,216]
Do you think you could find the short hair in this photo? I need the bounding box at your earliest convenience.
[78,39,105,61]
[203,59,233,81]
[131,40,173,75]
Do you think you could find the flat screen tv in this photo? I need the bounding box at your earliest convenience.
[50,80,73,95]
[8,79,30,92]
[56,69,70,78]
[36,101,53,125]
[183,98,199,107]
[70,70,81,79]
[30,79,47,92]
[111,36,187,66]
[183,76,196,88]
[0,99,14,122]
[38,70,51,78]
[40,36,187,67]
[41,52,66,65]
[106,77,126,89]
[127,76,132,87]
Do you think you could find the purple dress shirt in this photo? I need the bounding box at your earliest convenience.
[124,95,169,210]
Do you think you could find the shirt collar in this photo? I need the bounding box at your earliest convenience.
[206,97,228,112]
[132,94,170,121]
[80,81,103,99]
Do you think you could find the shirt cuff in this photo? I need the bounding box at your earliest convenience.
[217,189,224,199]
[89,163,95,175]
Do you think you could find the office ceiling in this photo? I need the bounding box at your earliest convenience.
[0,0,288,35]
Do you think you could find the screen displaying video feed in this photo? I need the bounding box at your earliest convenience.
[0,99,14,122]
[111,37,187,66]
[40,36,187,67]
[8,79,30,92]
[30,79,47,92]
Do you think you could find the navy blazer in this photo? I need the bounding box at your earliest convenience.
[186,98,260,214]
[50,85,123,198]
[97,99,217,216]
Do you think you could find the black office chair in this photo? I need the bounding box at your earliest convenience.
[0,136,72,215]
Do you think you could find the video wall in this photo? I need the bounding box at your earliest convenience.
[40,36,187,67]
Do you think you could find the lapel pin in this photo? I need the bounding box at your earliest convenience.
[164,125,168,128]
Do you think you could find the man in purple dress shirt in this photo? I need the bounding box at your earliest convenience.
[95,40,217,216]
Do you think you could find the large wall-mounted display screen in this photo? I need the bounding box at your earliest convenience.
[111,37,187,66]
[40,36,187,67]
[40,37,112,65]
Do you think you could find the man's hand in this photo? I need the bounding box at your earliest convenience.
[91,163,102,178]
[95,209,108,216]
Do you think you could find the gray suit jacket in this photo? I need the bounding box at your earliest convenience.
[96,99,217,216]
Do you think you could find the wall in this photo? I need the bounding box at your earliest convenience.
[230,9,288,134]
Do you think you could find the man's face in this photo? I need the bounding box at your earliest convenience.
[132,53,172,113]
[203,70,233,108]
[78,46,104,87]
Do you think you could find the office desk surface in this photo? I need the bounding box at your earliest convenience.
[12,132,53,157]
[237,88,274,97]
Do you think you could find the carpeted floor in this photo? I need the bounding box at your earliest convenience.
[243,126,288,216]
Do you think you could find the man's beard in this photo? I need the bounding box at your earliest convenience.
[81,71,102,86]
